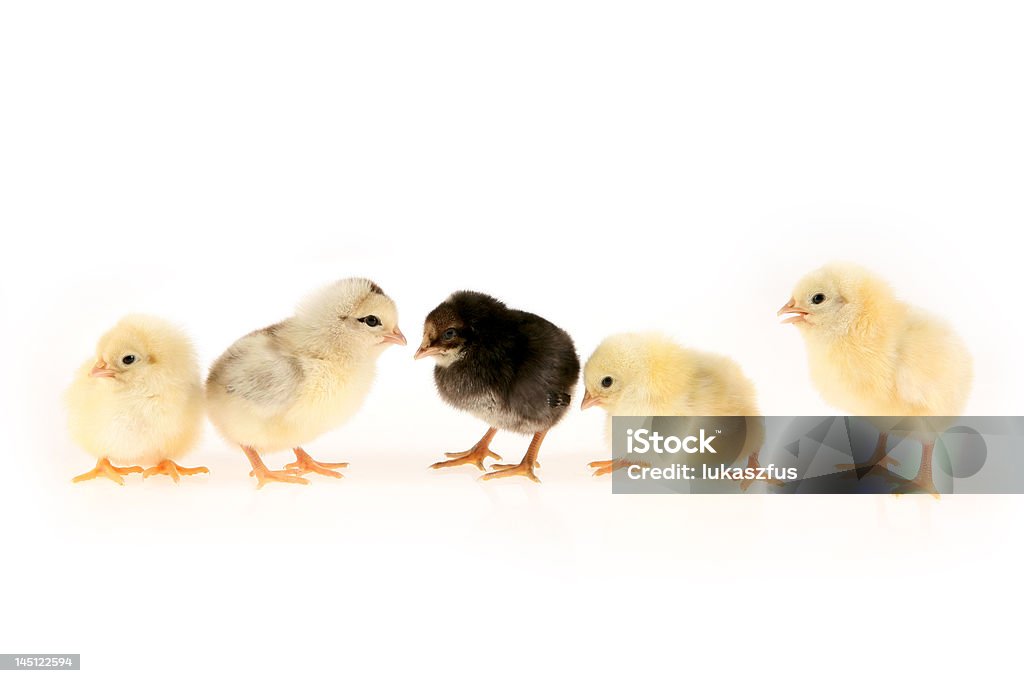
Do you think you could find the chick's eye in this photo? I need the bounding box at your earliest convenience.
[811,293,826,305]
[359,315,381,327]
[443,328,457,341]
[601,376,613,388]
[122,355,136,366]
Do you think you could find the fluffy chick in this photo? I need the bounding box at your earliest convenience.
[206,278,406,488]
[779,262,973,493]
[67,315,207,485]
[581,332,762,478]
[415,291,580,482]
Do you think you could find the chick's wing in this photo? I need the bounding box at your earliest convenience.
[893,312,972,414]
[209,331,304,417]
[505,316,579,420]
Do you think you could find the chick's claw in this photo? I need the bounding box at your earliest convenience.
[72,458,143,486]
[739,452,788,491]
[739,475,788,492]
[482,461,541,483]
[431,447,503,471]
[241,446,310,489]
[284,447,348,479]
[481,431,546,482]
[893,457,941,498]
[249,467,310,489]
[893,480,941,499]
[431,427,502,471]
[142,460,210,482]
[589,459,634,477]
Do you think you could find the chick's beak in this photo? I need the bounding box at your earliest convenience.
[382,327,408,346]
[414,332,442,360]
[414,344,441,360]
[413,331,442,362]
[777,298,809,324]
[581,390,602,410]
[90,361,116,378]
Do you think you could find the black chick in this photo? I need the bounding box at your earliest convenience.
[414,291,580,482]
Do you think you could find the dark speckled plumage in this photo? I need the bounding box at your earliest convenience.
[425,291,580,435]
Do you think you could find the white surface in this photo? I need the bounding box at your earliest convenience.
[2,1,1023,681]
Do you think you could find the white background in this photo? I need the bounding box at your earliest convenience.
[2,1,1023,681]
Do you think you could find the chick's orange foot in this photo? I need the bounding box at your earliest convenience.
[482,460,540,482]
[431,448,503,471]
[284,447,348,479]
[241,446,309,489]
[893,445,940,498]
[739,452,788,492]
[588,459,633,477]
[590,459,649,477]
[249,467,310,489]
[72,458,143,485]
[430,428,503,471]
[480,431,546,483]
[142,460,210,482]
[893,478,941,499]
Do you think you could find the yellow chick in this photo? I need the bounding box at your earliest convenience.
[778,262,973,493]
[67,315,207,485]
[581,332,761,478]
[206,278,406,488]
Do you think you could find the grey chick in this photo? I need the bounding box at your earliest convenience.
[207,278,406,488]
